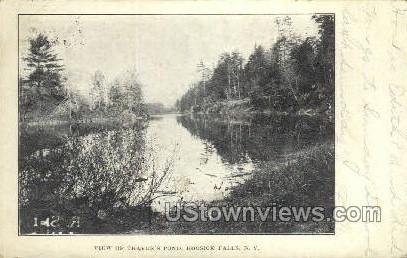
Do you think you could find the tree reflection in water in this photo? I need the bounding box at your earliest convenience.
[176,113,334,165]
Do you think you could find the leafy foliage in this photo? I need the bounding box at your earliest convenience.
[176,15,334,116]
[20,33,147,122]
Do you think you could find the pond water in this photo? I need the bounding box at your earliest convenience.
[19,113,333,234]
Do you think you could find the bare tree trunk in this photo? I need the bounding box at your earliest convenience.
[227,63,231,100]
[237,78,241,99]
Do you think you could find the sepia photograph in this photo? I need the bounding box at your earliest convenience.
[18,14,335,235]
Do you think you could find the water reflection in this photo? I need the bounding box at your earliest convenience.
[176,113,334,163]
[19,114,334,234]
[145,115,255,212]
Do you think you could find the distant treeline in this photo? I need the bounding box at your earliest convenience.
[144,103,177,115]
[175,15,334,116]
[20,33,146,122]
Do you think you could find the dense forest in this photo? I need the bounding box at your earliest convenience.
[175,15,334,117]
[20,34,147,122]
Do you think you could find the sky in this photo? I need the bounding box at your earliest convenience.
[19,15,319,107]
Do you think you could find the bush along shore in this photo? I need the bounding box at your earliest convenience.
[185,97,333,121]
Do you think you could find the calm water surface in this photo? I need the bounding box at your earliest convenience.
[19,114,333,233]
[146,114,255,211]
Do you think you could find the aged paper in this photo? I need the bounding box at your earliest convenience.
[1,0,407,257]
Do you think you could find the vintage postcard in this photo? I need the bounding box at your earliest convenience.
[1,0,406,257]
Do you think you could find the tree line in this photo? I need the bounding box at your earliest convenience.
[20,33,146,122]
[175,15,334,116]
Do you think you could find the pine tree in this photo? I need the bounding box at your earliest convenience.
[22,33,66,115]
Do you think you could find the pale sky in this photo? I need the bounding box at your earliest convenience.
[19,15,319,107]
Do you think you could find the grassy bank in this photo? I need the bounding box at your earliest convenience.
[21,109,148,127]
[148,141,334,234]
[188,98,333,122]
